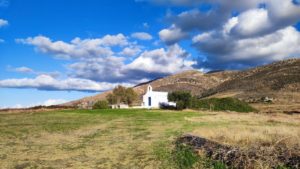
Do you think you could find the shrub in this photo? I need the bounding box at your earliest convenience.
[191,97,256,113]
[92,100,109,109]
[176,101,185,110]
[168,91,192,109]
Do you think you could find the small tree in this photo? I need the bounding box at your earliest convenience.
[106,93,117,105]
[93,100,109,109]
[106,85,138,106]
[113,85,127,104]
[125,88,138,106]
[168,91,192,109]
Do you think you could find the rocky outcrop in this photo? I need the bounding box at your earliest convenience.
[176,134,300,169]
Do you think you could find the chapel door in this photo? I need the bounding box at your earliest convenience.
[148,97,151,106]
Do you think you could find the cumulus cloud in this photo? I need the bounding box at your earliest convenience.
[0,19,8,27]
[119,46,142,56]
[7,66,61,77]
[67,56,126,83]
[16,34,129,59]
[125,44,194,76]
[131,32,153,40]
[164,0,300,37]
[0,74,132,92]
[151,0,300,69]
[193,26,300,69]
[67,44,194,83]
[228,8,272,38]
[159,25,188,45]
[14,33,196,88]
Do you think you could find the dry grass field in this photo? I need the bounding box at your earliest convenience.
[0,109,299,169]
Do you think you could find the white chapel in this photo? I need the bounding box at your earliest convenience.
[142,85,176,108]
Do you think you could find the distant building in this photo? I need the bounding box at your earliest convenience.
[142,85,176,108]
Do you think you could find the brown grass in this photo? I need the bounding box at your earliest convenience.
[187,112,300,147]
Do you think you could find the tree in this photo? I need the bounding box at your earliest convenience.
[93,100,109,109]
[106,93,117,104]
[168,91,192,109]
[125,88,138,106]
[106,85,138,106]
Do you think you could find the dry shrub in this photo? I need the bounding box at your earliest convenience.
[185,112,300,168]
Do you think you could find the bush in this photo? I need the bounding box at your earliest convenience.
[168,91,192,109]
[191,97,256,113]
[176,101,185,110]
[92,100,109,109]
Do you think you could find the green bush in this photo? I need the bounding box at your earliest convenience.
[176,101,185,110]
[168,91,192,109]
[191,97,256,113]
[92,100,109,109]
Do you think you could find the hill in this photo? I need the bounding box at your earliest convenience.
[63,70,236,108]
[202,59,300,112]
[63,59,300,112]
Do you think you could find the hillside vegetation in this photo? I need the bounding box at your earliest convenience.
[191,97,256,112]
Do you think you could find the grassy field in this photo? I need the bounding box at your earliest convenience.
[0,109,299,169]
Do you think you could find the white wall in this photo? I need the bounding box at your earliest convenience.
[143,91,169,108]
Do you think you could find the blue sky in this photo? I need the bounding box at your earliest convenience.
[0,0,300,108]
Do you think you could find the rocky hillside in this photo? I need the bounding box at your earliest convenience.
[202,59,300,100]
[64,59,300,111]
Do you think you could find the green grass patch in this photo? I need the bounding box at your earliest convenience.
[191,97,257,112]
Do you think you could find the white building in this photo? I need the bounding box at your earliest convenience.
[142,85,176,108]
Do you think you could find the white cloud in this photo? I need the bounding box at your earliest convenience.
[193,26,300,68]
[152,0,300,68]
[228,8,272,38]
[159,25,188,45]
[268,0,300,24]
[67,57,126,82]
[126,44,194,74]
[0,74,133,92]
[15,34,197,85]
[131,32,153,40]
[119,46,142,56]
[16,34,129,59]
[0,19,8,27]
[13,66,34,73]
[7,66,61,78]
[42,99,67,106]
